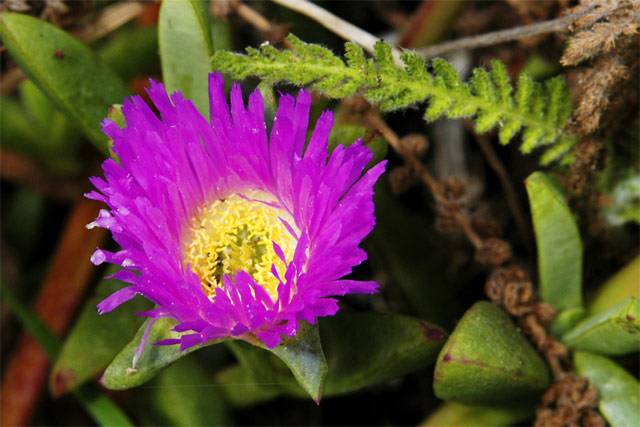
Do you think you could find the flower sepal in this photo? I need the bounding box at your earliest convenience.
[229,320,328,404]
[101,315,328,403]
[100,317,230,390]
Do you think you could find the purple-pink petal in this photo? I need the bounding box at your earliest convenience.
[88,73,385,353]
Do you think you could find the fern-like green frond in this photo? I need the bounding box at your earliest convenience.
[212,34,576,164]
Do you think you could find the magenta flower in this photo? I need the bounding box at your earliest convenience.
[87,74,385,357]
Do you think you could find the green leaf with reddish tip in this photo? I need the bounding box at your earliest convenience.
[526,171,584,334]
[574,351,640,427]
[0,13,131,154]
[434,301,550,405]
[562,297,639,355]
[320,312,446,396]
[101,317,229,390]
[50,266,152,396]
[158,0,214,117]
[218,312,446,406]
[420,401,534,427]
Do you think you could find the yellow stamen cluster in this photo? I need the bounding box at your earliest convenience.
[183,191,297,302]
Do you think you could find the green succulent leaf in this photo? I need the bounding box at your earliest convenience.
[50,265,152,397]
[421,401,534,427]
[101,317,228,390]
[588,256,640,314]
[0,13,131,154]
[159,0,214,117]
[562,297,639,356]
[433,301,550,405]
[525,171,584,335]
[228,321,327,403]
[321,312,446,396]
[218,312,446,406]
[574,351,640,427]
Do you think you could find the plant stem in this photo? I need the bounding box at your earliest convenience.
[364,110,484,250]
[272,0,404,66]
[416,11,600,58]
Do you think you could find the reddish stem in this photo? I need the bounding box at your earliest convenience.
[0,199,107,426]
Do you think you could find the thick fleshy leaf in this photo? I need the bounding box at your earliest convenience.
[50,265,152,396]
[433,301,550,404]
[525,171,583,333]
[574,350,640,427]
[562,297,639,355]
[219,312,446,406]
[228,321,328,403]
[100,317,228,390]
[0,13,131,154]
[321,311,446,396]
[588,256,640,314]
[420,401,534,426]
[140,356,232,426]
[267,321,327,403]
[158,0,213,116]
[550,307,587,339]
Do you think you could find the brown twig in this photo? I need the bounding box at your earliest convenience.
[563,0,638,134]
[473,133,534,256]
[363,110,484,250]
[72,1,146,43]
[417,10,601,58]
[0,198,107,426]
[228,1,290,47]
[236,2,272,33]
[362,108,603,425]
[272,0,404,66]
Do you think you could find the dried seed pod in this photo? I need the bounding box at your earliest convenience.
[399,134,429,157]
[389,165,415,195]
[475,237,512,267]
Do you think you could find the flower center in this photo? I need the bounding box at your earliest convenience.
[183,191,297,302]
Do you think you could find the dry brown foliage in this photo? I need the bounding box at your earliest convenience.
[562,0,640,133]
[562,0,639,65]
[485,266,606,426]
[536,374,604,427]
